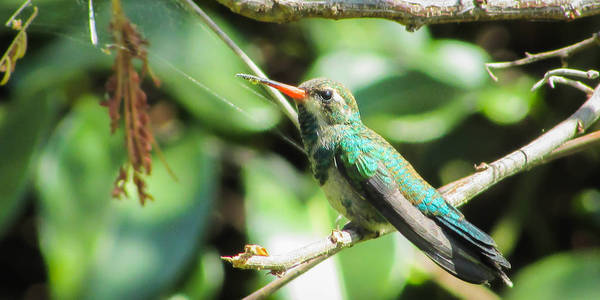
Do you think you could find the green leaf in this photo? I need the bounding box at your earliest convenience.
[146,4,281,134]
[302,19,432,92]
[507,250,600,300]
[416,40,489,89]
[305,51,400,91]
[478,77,538,125]
[0,94,55,236]
[338,234,410,300]
[354,72,460,117]
[36,96,219,300]
[303,19,431,58]
[174,248,224,300]
[244,155,314,235]
[366,93,477,143]
[572,189,600,226]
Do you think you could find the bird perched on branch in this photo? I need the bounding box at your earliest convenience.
[238,74,511,286]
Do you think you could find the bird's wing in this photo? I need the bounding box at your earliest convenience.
[336,140,511,285]
[363,130,510,269]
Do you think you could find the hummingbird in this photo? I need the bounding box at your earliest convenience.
[238,74,512,286]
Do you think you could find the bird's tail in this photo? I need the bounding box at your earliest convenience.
[361,176,512,285]
[436,212,511,265]
[434,213,512,286]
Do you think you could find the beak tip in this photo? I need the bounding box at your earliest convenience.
[236,73,306,100]
[236,73,262,85]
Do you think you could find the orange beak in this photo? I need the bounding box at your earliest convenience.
[237,74,306,101]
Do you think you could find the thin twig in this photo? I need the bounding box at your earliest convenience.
[88,0,98,46]
[540,76,595,96]
[1,4,37,85]
[181,0,300,129]
[217,0,600,29]
[542,130,600,163]
[5,0,31,27]
[485,33,600,81]
[531,68,599,91]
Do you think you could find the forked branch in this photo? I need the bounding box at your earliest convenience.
[530,68,598,93]
[486,32,600,81]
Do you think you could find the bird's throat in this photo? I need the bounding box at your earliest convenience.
[297,104,319,149]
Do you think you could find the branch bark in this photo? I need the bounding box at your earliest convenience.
[217,0,600,29]
[223,225,374,272]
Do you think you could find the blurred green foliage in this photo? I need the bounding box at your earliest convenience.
[507,250,600,300]
[0,0,599,299]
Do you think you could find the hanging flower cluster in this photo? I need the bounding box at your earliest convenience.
[102,2,161,205]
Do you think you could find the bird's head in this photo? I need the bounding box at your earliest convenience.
[237,74,361,127]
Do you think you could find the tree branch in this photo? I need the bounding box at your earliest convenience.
[486,32,600,81]
[439,82,600,207]
[223,228,369,272]
[543,130,600,162]
[537,76,596,95]
[531,68,598,91]
[217,0,600,29]
[231,228,375,300]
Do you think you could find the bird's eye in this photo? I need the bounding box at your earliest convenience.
[319,89,333,102]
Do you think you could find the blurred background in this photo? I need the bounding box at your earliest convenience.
[0,0,599,299]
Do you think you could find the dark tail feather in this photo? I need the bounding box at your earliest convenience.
[435,216,513,286]
[436,214,511,269]
[359,174,512,286]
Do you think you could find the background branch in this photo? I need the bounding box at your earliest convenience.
[217,0,600,29]
[531,68,599,91]
[535,76,595,95]
[485,32,600,81]
[543,130,600,162]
